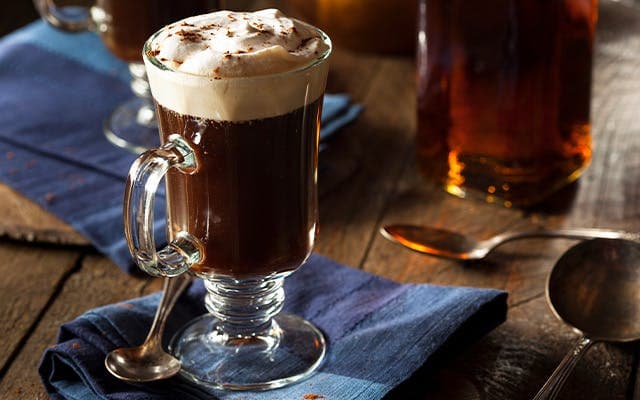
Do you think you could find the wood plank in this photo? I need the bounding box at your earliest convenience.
[4,3,640,398]
[0,242,79,374]
[316,54,416,267]
[388,297,632,400]
[0,183,89,246]
[0,254,149,399]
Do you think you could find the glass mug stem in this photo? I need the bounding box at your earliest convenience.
[124,135,201,277]
[127,63,157,130]
[129,63,152,100]
[204,276,285,343]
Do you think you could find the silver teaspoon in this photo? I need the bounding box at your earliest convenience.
[533,239,640,399]
[105,273,193,382]
[380,224,640,261]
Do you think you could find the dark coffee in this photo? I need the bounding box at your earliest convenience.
[156,98,322,278]
[94,0,216,63]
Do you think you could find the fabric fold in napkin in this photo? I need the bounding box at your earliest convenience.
[0,21,362,273]
[40,254,508,400]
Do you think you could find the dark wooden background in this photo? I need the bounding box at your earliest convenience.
[2,1,640,399]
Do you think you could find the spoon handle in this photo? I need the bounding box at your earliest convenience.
[144,274,193,347]
[491,228,640,248]
[532,336,594,400]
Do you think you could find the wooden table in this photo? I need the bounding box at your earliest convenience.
[2,2,640,399]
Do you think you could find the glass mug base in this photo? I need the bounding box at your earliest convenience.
[170,312,326,391]
[103,97,160,154]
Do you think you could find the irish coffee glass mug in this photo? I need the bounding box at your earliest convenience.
[123,25,332,390]
[33,0,215,153]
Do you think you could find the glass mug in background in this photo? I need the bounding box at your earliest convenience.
[33,0,217,152]
[124,12,331,390]
[417,0,597,207]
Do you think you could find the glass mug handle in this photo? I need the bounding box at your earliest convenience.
[124,135,202,277]
[33,0,96,32]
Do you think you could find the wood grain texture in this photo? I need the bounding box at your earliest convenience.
[0,184,89,246]
[373,2,640,398]
[1,2,640,399]
[0,255,148,399]
[0,242,79,373]
[316,52,416,268]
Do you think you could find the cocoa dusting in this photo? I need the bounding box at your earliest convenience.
[148,49,160,57]
[176,29,205,42]
[44,192,56,205]
[69,174,85,184]
[200,23,220,30]
[296,37,313,51]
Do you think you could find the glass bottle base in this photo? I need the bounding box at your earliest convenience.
[418,152,591,207]
[170,313,326,391]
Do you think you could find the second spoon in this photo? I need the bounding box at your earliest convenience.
[380,224,640,261]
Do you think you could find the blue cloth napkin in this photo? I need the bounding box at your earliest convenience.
[0,21,361,273]
[39,254,508,400]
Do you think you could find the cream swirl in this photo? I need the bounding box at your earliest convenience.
[143,9,331,121]
[147,9,329,78]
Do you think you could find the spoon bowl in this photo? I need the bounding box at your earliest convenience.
[533,239,640,400]
[104,274,192,382]
[105,345,181,382]
[547,238,640,342]
[380,224,640,261]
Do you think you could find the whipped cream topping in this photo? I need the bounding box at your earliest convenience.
[143,9,331,122]
[147,9,329,78]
